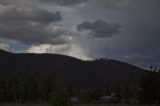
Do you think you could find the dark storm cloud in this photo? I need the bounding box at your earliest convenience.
[0,4,64,44]
[77,20,121,37]
[0,7,61,24]
[39,0,86,6]
[0,0,159,67]
[87,0,160,9]
[38,0,160,9]
[73,0,160,67]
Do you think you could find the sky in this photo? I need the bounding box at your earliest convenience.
[0,0,160,68]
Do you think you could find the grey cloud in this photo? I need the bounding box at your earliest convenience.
[77,20,121,37]
[0,0,159,68]
[0,5,61,24]
[87,0,160,9]
[1,0,159,8]
[0,4,64,44]
[39,0,87,6]
[75,0,160,67]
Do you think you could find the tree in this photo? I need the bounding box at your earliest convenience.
[41,73,57,101]
[79,88,102,103]
[6,76,20,103]
[50,87,72,106]
[22,73,40,102]
[0,79,6,102]
[138,71,160,104]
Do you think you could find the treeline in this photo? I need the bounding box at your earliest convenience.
[77,66,160,105]
[77,80,138,104]
[0,72,72,106]
[138,68,160,104]
[0,67,160,105]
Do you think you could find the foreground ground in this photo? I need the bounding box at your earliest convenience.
[0,103,156,106]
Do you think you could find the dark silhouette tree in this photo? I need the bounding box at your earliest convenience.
[41,73,57,101]
[138,71,160,104]
[23,73,40,102]
[0,79,6,102]
[50,85,72,106]
[6,76,20,103]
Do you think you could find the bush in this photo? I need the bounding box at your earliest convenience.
[50,87,72,106]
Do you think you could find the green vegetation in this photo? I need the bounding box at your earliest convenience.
[0,66,160,105]
[138,69,160,104]
[77,66,160,105]
[0,103,155,106]
[0,72,72,106]
[50,88,72,106]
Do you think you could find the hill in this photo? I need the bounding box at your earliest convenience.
[0,49,145,89]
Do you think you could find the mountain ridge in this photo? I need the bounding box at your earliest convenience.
[0,49,146,89]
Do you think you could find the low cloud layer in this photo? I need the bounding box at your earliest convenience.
[0,42,14,52]
[27,37,91,60]
[0,43,9,50]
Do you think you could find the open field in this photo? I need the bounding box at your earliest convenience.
[0,103,156,106]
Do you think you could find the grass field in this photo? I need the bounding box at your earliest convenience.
[0,103,156,106]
